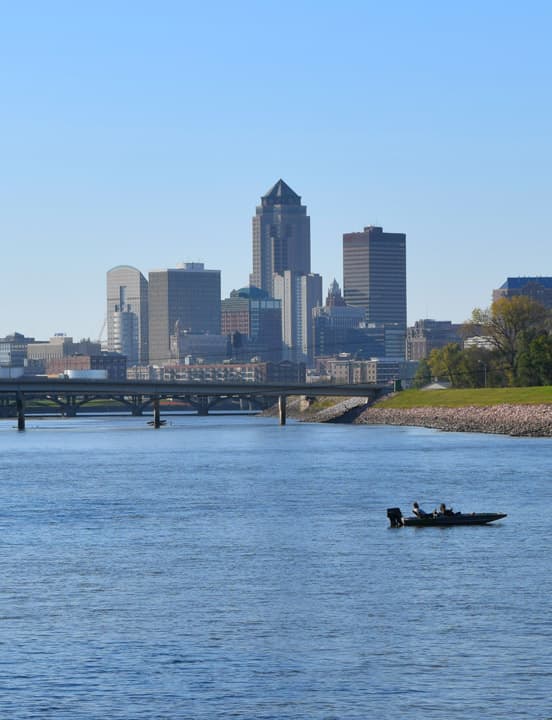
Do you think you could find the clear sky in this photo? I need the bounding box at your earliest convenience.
[1,1,550,340]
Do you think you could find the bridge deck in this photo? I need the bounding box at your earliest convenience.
[0,378,387,397]
[0,378,389,429]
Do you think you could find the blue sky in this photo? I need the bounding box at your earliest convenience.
[1,1,550,340]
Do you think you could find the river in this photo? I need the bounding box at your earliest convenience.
[1,416,550,719]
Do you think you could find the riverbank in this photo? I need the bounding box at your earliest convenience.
[271,388,552,437]
[354,403,552,437]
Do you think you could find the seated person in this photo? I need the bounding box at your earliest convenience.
[412,501,429,518]
[439,503,454,516]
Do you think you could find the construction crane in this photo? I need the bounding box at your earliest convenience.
[97,316,107,348]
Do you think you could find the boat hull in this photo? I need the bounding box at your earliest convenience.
[402,512,507,527]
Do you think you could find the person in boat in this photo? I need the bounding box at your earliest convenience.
[439,503,454,516]
[412,501,430,518]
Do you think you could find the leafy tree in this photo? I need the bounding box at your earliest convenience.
[515,349,539,387]
[528,332,552,385]
[456,346,493,387]
[468,296,548,385]
[412,358,432,388]
[427,343,465,386]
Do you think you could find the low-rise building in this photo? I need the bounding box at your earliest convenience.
[27,335,102,372]
[493,277,552,308]
[147,360,306,384]
[406,319,463,361]
[169,327,229,364]
[0,332,35,375]
[316,356,418,386]
[45,352,127,380]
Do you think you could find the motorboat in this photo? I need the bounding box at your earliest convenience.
[387,507,507,528]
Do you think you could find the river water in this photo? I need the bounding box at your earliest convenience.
[1,415,551,719]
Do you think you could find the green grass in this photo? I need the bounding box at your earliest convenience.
[377,386,552,409]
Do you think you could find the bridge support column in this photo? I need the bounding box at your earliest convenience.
[152,396,161,428]
[197,397,209,416]
[65,397,78,417]
[131,396,143,416]
[278,395,287,426]
[16,392,25,431]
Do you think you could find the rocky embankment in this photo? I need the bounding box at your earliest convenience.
[261,397,370,422]
[355,403,552,437]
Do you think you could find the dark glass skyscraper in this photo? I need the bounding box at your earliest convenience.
[343,225,406,357]
[250,179,311,295]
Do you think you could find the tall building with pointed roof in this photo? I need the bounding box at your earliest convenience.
[250,179,311,294]
[325,278,347,307]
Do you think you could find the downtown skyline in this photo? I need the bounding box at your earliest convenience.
[1,2,551,339]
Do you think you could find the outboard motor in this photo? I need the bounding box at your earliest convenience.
[387,507,403,528]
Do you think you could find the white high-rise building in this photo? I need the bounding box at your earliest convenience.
[273,271,322,365]
[106,265,149,365]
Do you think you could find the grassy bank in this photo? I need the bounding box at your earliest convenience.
[378,386,552,409]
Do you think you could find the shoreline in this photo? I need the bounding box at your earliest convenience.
[354,403,552,437]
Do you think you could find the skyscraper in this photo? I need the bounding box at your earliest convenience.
[251,179,311,295]
[148,263,221,365]
[343,225,406,357]
[106,265,149,365]
[273,271,322,364]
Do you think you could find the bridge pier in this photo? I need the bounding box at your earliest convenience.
[278,395,287,426]
[130,395,144,416]
[197,396,209,416]
[16,392,25,431]
[152,397,161,428]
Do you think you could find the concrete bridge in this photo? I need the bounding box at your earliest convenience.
[0,378,390,430]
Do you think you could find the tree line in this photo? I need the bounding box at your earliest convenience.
[413,296,552,388]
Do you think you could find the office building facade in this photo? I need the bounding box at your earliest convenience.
[251,179,311,295]
[0,332,35,378]
[148,263,221,365]
[312,280,365,358]
[106,265,149,365]
[273,271,322,364]
[493,277,552,309]
[406,319,463,361]
[46,352,127,381]
[221,286,282,362]
[343,225,406,357]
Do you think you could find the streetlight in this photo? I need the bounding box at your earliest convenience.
[478,361,488,388]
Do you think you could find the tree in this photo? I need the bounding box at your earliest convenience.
[412,358,432,388]
[427,343,464,387]
[457,346,495,388]
[468,296,548,385]
[526,332,552,385]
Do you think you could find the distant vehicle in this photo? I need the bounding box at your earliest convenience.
[64,370,108,380]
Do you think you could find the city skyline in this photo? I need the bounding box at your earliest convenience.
[1,3,551,339]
